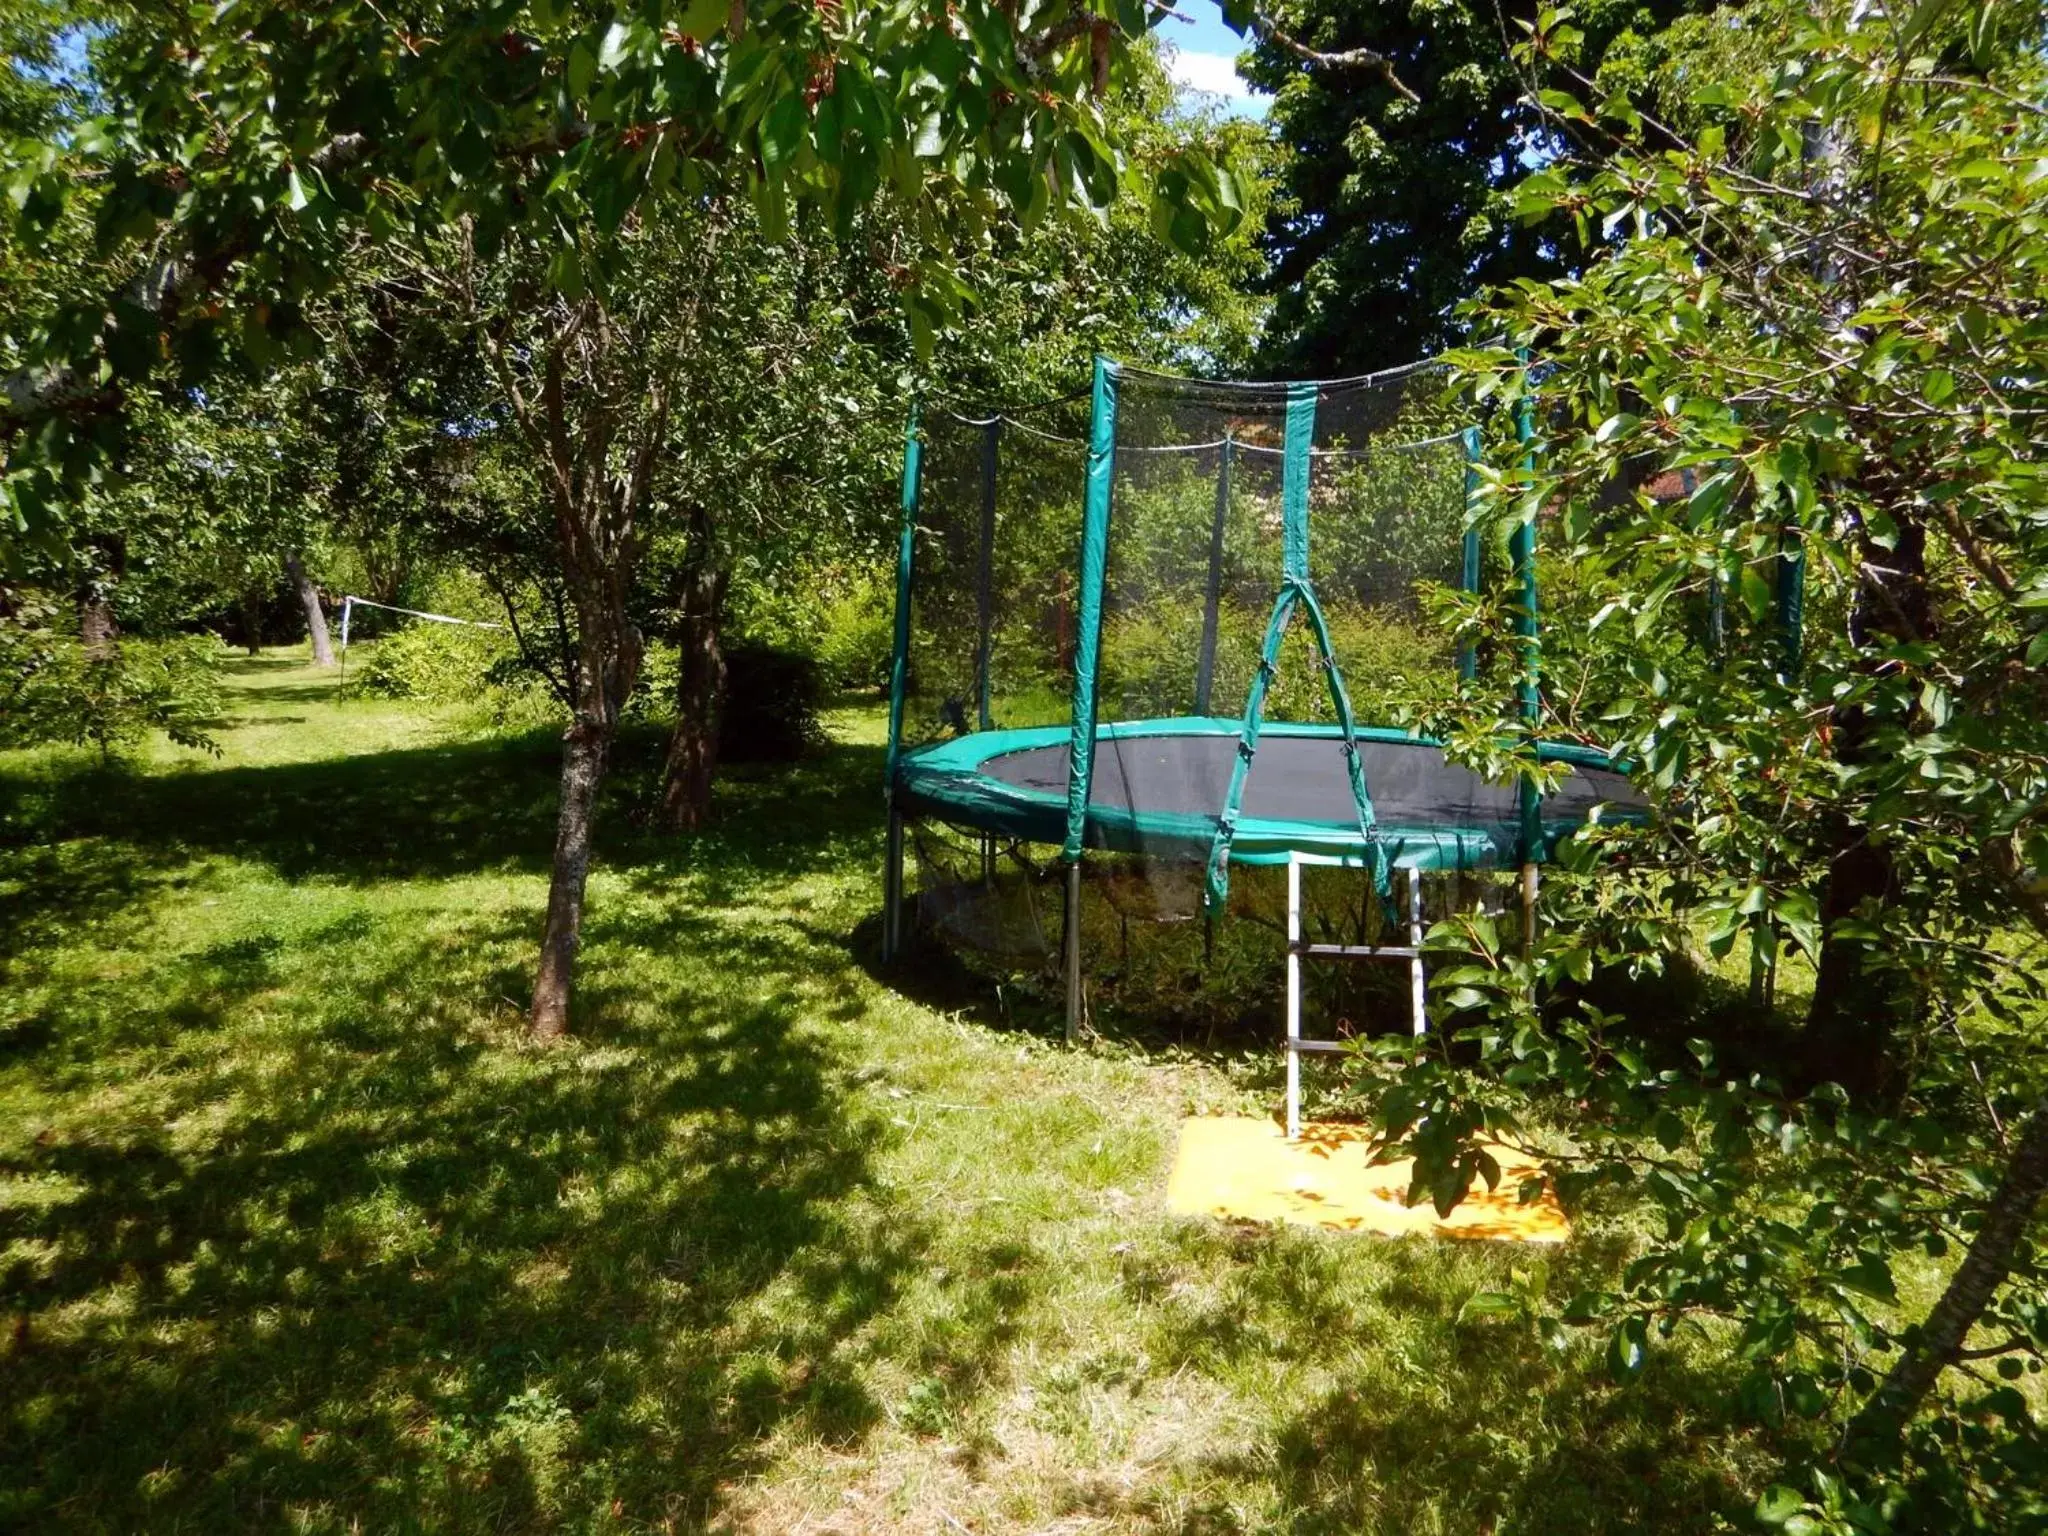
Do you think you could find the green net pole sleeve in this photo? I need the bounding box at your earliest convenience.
[1206,584,1300,907]
[884,404,923,799]
[1063,357,1119,865]
[1513,371,1543,865]
[1458,425,1482,683]
[1293,582,1387,889]
[1282,384,1313,581]
[976,418,1000,733]
[1194,433,1232,716]
[1776,529,1805,682]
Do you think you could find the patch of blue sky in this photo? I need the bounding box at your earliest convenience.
[1156,1,1269,121]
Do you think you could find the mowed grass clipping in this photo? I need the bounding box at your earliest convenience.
[1,654,1773,1534]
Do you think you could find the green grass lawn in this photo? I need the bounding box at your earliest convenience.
[1,654,1775,1534]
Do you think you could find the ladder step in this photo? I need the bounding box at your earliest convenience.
[1294,942,1422,960]
[1285,1037,1352,1055]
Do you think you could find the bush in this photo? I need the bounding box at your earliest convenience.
[728,565,896,695]
[353,619,509,703]
[813,571,895,693]
[351,617,556,725]
[1,621,226,760]
[719,644,824,762]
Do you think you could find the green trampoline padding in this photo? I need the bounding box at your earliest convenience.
[893,718,1645,871]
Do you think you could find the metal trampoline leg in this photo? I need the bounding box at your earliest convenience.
[1064,858,1084,1044]
[1286,853,1302,1140]
[1407,868,1427,1037]
[883,809,904,963]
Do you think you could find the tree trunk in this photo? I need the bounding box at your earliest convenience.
[1804,515,1933,1097]
[528,575,646,1042]
[286,551,335,666]
[530,718,611,1042]
[529,610,644,1040]
[239,592,264,655]
[79,535,123,660]
[1848,1090,2048,1452]
[79,593,116,660]
[1802,831,1912,1099]
[658,552,727,834]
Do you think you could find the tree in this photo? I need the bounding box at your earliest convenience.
[1238,0,1712,373]
[4,0,1252,1039]
[642,60,1276,830]
[1348,0,2048,1517]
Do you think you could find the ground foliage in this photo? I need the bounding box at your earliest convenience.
[1334,0,2048,1526]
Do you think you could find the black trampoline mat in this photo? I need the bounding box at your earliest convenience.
[979,730,1641,830]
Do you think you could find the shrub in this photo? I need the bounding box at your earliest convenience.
[1,621,226,760]
[352,618,513,703]
[813,570,895,693]
[719,644,824,762]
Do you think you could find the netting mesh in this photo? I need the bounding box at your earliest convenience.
[900,395,1090,748]
[1098,363,1471,727]
[906,818,1505,1054]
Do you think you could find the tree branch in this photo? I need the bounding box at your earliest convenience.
[1253,12,1418,102]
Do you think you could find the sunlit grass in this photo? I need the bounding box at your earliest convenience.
[0,652,1774,1533]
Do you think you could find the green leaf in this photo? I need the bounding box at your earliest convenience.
[678,0,727,41]
[1458,1290,1522,1320]
[598,19,632,72]
[566,39,596,97]
[1755,1485,1805,1527]
[1838,1258,1897,1303]
[1606,1317,1647,1379]
[759,95,806,175]
[545,245,585,300]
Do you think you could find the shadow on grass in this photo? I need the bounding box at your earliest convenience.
[0,693,927,1527]
[1119,1225,1763,1536]
[0,722,889,897]
[0,896,920,1530]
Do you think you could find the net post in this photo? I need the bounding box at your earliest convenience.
[1062,357,1117,869]
[1458,426,1481,683]
[1205,384,1347,913]
[976,418,1000,733]
[884,407,922,964]
[1512,360,1542,955]
[1064,856,1084,1044]
[1194,432,1232,715]
[1062,359,1118,1042]
[883,808,905,962]
[885,405,923,799]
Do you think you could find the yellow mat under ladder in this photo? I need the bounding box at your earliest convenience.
[1165,1116,1569,1243]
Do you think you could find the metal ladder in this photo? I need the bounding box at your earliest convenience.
[1283,852,1428,1139]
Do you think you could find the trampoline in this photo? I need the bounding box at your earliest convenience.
[878,356,1651,1127]
[894,718,1640,871]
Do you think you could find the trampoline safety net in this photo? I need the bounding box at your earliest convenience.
[882,356,1636,1046]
